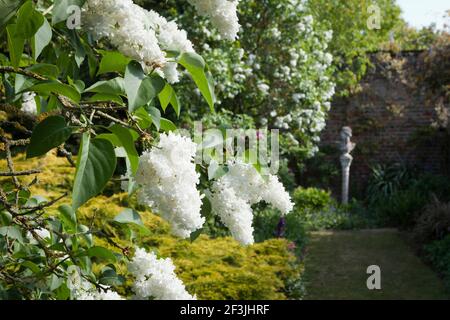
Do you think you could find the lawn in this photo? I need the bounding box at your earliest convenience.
[303,229,448,300]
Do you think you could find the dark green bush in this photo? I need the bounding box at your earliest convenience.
[425,235,450,291]
[367,168,450,228]
[293,187,333,211]
[413,198,450,245]
[253,205,308,256]
[367,163,417,205]
[292,202,373,231]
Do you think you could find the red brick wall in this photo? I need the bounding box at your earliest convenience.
[319,51,446,197]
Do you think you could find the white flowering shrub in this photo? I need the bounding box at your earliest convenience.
[135,132,204,238]
[128,248,196,300]
[209,160,294,245]
[151,0,335,159]
[0,0,299,300]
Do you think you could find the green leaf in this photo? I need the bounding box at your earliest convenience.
[158,83,180,117]
[31,18,52,60]
[83,41,98,78]
[14,73,34,94]
[114,208,144,226]
[52,0,85,25]
[0,226,23,243]
[58,204,77,234]
[85,246,117,263]
[26,115,73,158]
[99,266,124,286]
[178,52,215,112]
[84,77,125,96]
[87,93,124,105]
[133,106,152,129]
[6,24,24,68]
[190,228,203,242]
[0,0,24,31]
[97,51,131,75]
[22,261,41,274]
[67,30,85,67]
[15,1,44,38]
[26,64,59,78]
[96,133,121,146]
[49,274,63,290]
[160,118,177,132]
[72,133,117,210]
[124,61,165,112]
[106,124,139,174]
[27,80,81,103]
[148,106,161,131]
[114,208,149,235]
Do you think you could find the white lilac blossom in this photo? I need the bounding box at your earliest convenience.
[72,278,123,300]
[209,160,294,245]
[21,92,37,115]
[261,175,294,214]
[209,181,254,245]
[135,133,204,238]
[82,0,194,83]
[257,82,270,95]
[188,0,240,40]
[128,248,196,300]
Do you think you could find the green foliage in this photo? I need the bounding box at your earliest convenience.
[72,133,117,210]
[307,0,402,95]
[253,206,308,254]
[0,0,24,30]
[156,236,304,300]
[178,52,215,112]
[413,199,450,245]
[289,187,373,231]
[28,80,81,102]
[124,61,165,112]
[0,152,304,300]
[97,51,131,75]
[367,165,450,228]
[26,115,73,158]
[158,83,181,116]
[293,187,332,211]
[105,124,139,174]
[367,163,417,205]
[425,235,450,291]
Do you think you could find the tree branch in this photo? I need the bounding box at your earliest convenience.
[0,169,41,176]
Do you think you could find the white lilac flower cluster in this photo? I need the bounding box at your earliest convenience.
[209,160,294,245]
[71,278,123,300]
[188,0,241,40]
[21,92,37,115]
[135,132,205,238]
[128,248,196,300]
[82,0,194,83]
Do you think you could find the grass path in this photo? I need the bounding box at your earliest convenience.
[303,229,448,300]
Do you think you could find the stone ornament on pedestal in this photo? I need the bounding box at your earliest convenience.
[339,127,356,204]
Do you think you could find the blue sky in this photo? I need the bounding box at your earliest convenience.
[396,0,449,29]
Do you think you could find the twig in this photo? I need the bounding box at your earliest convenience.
[95,110,132,128]
[57,145,76,167]
[0,169,41,176]
[0,136,20,188]
[18,192,68,215]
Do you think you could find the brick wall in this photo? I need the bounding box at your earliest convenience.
[319,51,446,198]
